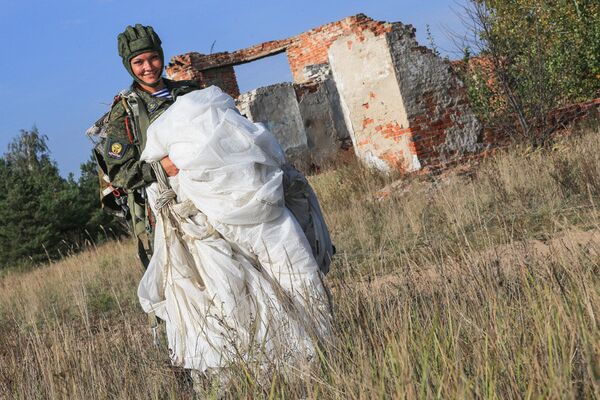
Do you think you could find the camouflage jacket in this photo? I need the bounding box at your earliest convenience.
[103,78,199,191]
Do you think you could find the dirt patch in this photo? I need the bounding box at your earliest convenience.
[342,228,600,294]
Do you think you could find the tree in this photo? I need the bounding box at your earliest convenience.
[458,0,600,146]
[0,128,127,268]
[4,126,53,171]
[0,128,70,266]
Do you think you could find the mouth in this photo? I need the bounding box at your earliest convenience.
[142,71,160,82]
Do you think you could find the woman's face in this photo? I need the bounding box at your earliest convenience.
[130,51,162,85]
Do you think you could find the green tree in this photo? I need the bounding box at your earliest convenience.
[0,128,70,266]
[0,128,127,269]
[459,0,600,145]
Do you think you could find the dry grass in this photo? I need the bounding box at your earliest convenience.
[1,127,600,399]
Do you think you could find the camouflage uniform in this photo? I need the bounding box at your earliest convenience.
[103,78,199,267]
[103,78,198,190]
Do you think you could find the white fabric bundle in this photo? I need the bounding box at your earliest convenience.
[138,87,331,372]
[142,86,286,225]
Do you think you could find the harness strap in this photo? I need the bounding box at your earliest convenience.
[102,185,115,197]
[124,116,135,144]
[124,92,151,152]
[119,89,156,240]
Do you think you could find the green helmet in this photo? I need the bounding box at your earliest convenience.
[117,24,164,87]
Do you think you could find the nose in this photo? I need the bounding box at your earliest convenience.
[142,60,153,71]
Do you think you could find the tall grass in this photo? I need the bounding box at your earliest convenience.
[1,128,599,399]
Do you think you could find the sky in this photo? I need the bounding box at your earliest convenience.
[0,0,469,177]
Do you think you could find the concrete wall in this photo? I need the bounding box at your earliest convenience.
[328,29,421,172]
[296,77,350,167]
[328,22,482,172]
[236,83,308,167]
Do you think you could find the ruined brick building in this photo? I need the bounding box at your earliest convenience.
[166,14,483,173]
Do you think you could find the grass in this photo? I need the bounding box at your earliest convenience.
[1,126,600,398]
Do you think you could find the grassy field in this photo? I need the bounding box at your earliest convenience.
[1,127,600,399]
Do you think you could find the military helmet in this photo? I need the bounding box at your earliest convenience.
[117,24,164,87]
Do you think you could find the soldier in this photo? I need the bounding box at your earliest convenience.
[103,24,198,267]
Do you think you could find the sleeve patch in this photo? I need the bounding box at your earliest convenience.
[107,140,128,160]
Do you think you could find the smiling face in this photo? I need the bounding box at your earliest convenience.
[130,51,163,90]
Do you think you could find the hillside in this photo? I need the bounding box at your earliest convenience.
[1,126,600,399]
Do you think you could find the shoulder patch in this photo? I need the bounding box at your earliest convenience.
[107,140,128,160]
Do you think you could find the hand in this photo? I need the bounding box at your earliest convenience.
[160,156,179,177]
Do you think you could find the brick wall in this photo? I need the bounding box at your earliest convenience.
[287,14,393,83]
[166,14,488,173]
[386,25,482,169]
[167,54,241,98]
[197,66,240,98]
[407,90,472,165]
[166,14,392,88]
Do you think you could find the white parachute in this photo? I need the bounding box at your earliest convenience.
[138,86,331,372]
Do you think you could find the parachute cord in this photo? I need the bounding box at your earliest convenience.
[150,162,178,300]
[152,162,177,210]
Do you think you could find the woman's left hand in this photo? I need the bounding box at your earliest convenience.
[160,156,179,177]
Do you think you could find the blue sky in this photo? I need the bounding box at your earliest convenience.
[0,0,468,177]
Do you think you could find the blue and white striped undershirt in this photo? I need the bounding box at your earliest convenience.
[152,88,172,99]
